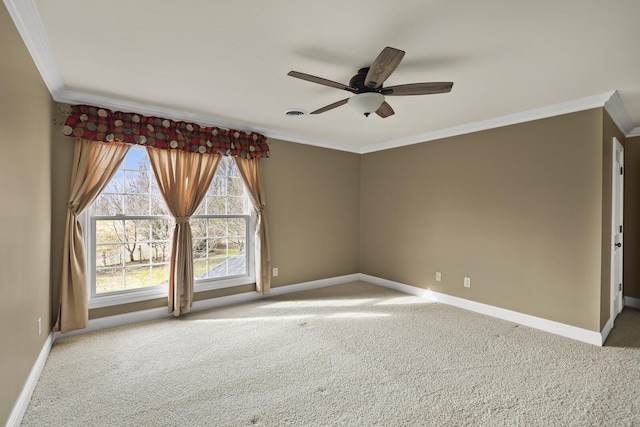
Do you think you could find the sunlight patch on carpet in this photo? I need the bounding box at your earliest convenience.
[262,298,376,308]
[374,296,435,306]
[192,315,314,323]
[325,312,391,319]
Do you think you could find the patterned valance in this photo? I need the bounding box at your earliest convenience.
[62,105,269,159]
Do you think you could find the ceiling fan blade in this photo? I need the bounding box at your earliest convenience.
[375,101,395,118]
[287,71,356,92]
[364,47,405,88]
[382,82,453,96]
[310,98,349,114]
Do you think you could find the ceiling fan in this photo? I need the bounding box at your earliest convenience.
[287,47,453,118]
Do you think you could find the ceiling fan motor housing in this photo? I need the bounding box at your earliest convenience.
[349,68,378,93]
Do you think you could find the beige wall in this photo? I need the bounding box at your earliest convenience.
[624,135,640,300]
[360,109,604,331]
[0,4,53,424]
[261,138,361,286]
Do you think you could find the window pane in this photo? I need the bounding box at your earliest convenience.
[96,219,124,243]
[104,171,124,193]
[95,194,123,216]
[206,196,225,214]
[129,220,151,241]
[207,251,247,278]
[193,238,207,259]
[228,218,247,254]
[227,177,244,196]
[125,170,150,194]
[123,194,149,215]
[122,263,169,290]
[150,219,171,238]
[134,242,151,264]
[124,148,148,170]
[217,157,229,176]
[208,218,227,239]
[194,259,208,278]
[150,243,170,264]
[227,196,245,215]
[149,177,160,194]
[96,244,123,267]
[150,195,169,215]
[209,177,225,196]
[191,217,206,236]
[124,266,151,289]
[96,268,124,294]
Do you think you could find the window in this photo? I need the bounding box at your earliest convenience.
[85,147,254,308]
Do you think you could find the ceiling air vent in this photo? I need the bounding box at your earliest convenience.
[283,109,308,117]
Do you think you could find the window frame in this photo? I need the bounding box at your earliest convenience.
[83,150,255,310]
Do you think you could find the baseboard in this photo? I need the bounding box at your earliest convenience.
[625,296,640,310]
[6,333,54,427]
[600,317,614,345]
[56,306,172,340]
[56,274,362,340]
[269,273,361,297]
[360,274,604,346]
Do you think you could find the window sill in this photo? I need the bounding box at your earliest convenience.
[88,276,255,309]
[89,287,167,309]
[195,275,255,292]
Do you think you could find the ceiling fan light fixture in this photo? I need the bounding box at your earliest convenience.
[348,92,384,117]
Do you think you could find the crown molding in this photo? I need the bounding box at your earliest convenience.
[361,91,617,154]
[262,130,362,153]
[3,0,65,96]
[603,90,636,136]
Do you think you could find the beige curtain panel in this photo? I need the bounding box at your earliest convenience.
[55,139,130,333]
[234,157,271,295]
[147,147,220,316]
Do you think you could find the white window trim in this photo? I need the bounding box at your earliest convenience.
[192,212,256,293]
[85,210,256,309]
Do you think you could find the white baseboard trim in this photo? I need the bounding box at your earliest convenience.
[56,274,362,340]
[600,317,614,345]
[360,274,604,346]
[56,306,172,339]
[6,333,54,427]
[625,296,640,310]
[269,274,361,297]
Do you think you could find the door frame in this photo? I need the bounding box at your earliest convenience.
[610,137,624,326]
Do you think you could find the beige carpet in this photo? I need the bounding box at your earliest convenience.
[22,281,640,426]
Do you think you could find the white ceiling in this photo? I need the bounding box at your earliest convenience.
[7,0,640,152]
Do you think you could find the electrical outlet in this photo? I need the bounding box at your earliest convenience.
[37,317,42,336]
[464,277,471,288]
[435,272,442,282]
[272,267,278,277]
